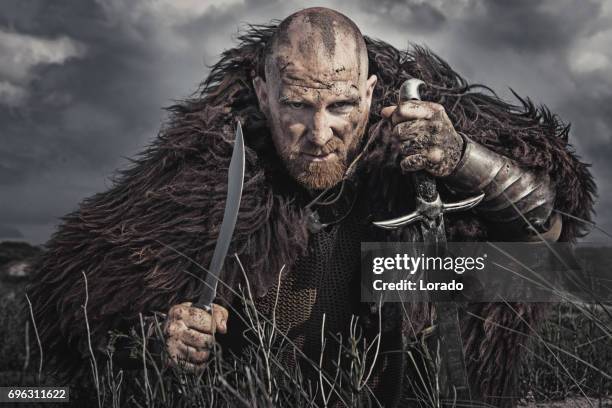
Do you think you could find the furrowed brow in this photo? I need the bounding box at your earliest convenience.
[278,89,313,103]
[333,95,360,103]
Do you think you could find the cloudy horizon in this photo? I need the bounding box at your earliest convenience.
[1,0,611,244]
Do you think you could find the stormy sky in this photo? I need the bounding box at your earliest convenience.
[1,0,611,244]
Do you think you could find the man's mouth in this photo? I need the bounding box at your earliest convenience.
[300,151,337,162]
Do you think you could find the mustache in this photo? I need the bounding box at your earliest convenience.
[296,137,345,156]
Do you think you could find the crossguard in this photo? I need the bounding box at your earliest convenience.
[373,192,484,230]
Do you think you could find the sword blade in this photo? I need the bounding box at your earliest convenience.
[194,122,245,310]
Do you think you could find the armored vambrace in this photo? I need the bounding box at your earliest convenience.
[445,136,562,240]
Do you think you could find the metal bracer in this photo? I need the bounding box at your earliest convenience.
[444,135,558,236]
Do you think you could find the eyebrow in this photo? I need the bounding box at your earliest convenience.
[279,86,359,97]
[278,94,359,105]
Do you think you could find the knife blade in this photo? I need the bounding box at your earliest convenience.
[193,121,245,311]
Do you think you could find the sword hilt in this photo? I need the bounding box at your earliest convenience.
[399,79,439,204]
[372,80,484,230]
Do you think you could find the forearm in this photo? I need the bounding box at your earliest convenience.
[444,135,561,240]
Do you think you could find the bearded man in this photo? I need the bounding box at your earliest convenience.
[29,7,595,408]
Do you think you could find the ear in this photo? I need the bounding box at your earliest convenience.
[253,76,270,116]
[365,75,377,109]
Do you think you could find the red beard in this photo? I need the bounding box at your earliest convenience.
[280,135,360,190]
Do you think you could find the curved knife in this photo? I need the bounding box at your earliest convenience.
[193,121,245,311]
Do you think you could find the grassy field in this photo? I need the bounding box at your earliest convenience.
[1,242,611,407]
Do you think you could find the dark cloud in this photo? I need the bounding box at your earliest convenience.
[0,0,224,242]
[357,0,446,33]
[462,0,603,52]
[0,0,610,243]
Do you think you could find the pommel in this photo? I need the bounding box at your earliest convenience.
[399,78,426,102]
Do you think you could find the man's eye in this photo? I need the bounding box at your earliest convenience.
[329,101,355,112]
[286,101,306,109]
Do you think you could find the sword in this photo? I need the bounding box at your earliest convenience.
[373,79,483,402]
[193,122,245,312]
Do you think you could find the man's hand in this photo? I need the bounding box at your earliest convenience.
[381,100,464,177]
[163,302,228,372]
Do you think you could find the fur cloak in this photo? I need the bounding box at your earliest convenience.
[28,24,595,405]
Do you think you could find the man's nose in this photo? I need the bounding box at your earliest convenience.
[307,110,333,146]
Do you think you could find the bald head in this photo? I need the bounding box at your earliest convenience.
[264,7,369,82]
[254,8,377,191]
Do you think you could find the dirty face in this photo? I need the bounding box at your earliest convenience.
[254,14,377,191]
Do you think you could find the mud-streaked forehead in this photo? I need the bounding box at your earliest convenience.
[270,14,366,88]
[277,56,360,90]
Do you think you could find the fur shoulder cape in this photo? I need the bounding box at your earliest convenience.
[28,24,595,378]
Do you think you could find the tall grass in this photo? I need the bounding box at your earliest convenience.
[0,246,611,407]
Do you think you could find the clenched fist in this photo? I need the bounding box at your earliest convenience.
[381,100,464,177]
[163,302,228,372]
